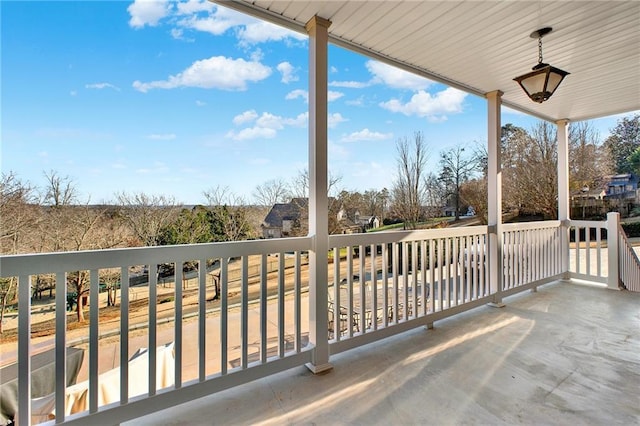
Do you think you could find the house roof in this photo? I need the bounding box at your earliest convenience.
[263,198,308,227]
[216,1,640,123]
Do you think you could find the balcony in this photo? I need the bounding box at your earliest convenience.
[2,1,639,425]
[1,216,639,425]
[123,280,638,425]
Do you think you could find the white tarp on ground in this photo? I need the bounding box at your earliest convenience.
[29,342,174,424]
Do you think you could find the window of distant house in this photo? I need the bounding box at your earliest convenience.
[626,184,633,191]
[282,220,292,233]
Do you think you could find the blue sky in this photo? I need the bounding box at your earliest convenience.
[1,0,631,205]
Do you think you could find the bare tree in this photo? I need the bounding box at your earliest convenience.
[115,192,181,247]
[253,178,290,207]
[37,173,127,322]
[438,145,480,220]
[460,178,488,224]
[42,170,77,207]
[289,168,343,199]
[203,185,255,241]
[391,132,430,229]
[424,173,447,218]
[569,121,611,191]
[0,172,38,332]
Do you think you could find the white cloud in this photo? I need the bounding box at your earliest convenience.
[285,89,342,103]
[328,113,347,128]
[85,82,120,91]
[128,0,171,28]
[380,88,467,121]
[236,21,306,46]
[329,80,370,89]
[277,62,298,84]
[233,110,259,125]
[285,89,308,102]
[328,91,344,102]
[226,127,277,141]
[147,133,176,140]
[341,129,393,143]
[70,91,77,96]
[195,100,206,107]
[227,111,308,140]
[345,96,364,107]
[330,66,338,73]
[132,56,271,92]
[366,60,432,90]
[130,2,305,47]
[175,0,215,15]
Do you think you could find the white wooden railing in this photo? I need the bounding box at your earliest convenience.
[2,218,630,425]
[502,221,563,292]
[618,224,640,292]
[1,237,313,425]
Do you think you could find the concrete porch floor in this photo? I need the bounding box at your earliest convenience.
[126,281,639,425]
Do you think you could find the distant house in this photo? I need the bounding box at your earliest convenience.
[262,199,380,238]
[354,214,380,230]
[261,198,308,238]
[604,174,639,201]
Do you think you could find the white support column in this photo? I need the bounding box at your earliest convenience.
[606,212,621,290]
[557,119,571,279]
[486,91,504,307]
[305,15,332,374]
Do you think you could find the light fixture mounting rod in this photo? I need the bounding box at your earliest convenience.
[530,27,553,39]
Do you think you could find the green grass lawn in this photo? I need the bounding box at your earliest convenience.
[368,217,452,232]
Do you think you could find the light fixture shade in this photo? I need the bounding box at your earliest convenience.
[514,63,570,103]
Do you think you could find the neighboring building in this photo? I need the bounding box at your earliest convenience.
[604,174,639,201]
[262,199,380,238]
[261,198,308,238]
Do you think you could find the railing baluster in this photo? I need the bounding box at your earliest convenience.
[55,271,66,423]
[149,264,157,395]
[294,251,301,352]
[175,264,182,388]
[421,240,427,315]
[120,266,129,403]
[198,258,207,382]
[18,274,32,425]
[359,244,365,330]
[402,241,409,320]
[260,254,268,362]
[241,256,249,368]
[347,246,354,334]
[596,228,602,278]
[333,247,340,340]
[451,238,458,307]
[382,243,389,327]
[586,226,592,276]
[278,252,285,357]
[437,238,443,311]
[429,239,435,312]
[371,244,378,329]
[89,268,99,411]
[392,242,399,320]
[220,258,228,375]
[445,238,451,309]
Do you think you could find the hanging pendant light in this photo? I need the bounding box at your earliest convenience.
[514,27,569,103]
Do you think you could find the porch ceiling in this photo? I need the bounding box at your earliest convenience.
[217,0,640,123]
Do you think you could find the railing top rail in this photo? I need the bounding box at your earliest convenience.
[569,219,607,229]
[502,220,561,232]
[0,236,312,277]
[329,225,489,247]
